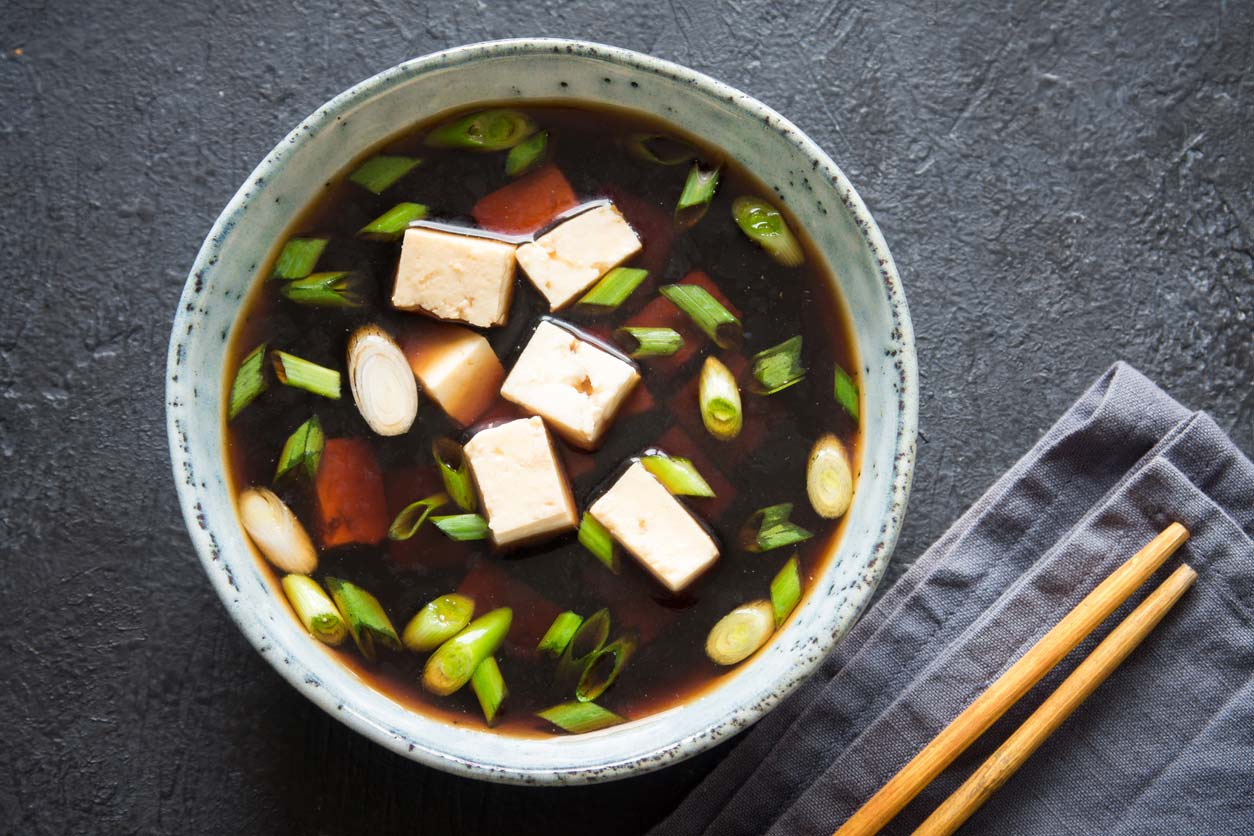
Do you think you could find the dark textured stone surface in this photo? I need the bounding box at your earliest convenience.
[1,2,1249,833]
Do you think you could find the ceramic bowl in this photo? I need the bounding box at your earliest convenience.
[166,38,916,785]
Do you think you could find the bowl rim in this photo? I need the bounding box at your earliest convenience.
[166,37,918,784]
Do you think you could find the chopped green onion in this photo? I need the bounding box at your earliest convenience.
[505,129,548,176]
[271,351,341,400]
[732,196,804,267]
[431,513,490,541]
[537,611,585,658]
[705,600,774,665]
[279,271,366,309]
[659,284,742,349]
[471,656,508,726]
[578,513,619,573]
[579,267,649,310]
[425,109,536,151]
[433,438,477,512]
[273,415,324,484]
[348,155,421,194]
[834,364,859,424]
[751,335,806,394]
[403,593,475,652]
[807,433,853,519]
[387,492,450,541]
[271,237,328,280]
[640,454,715,497]
[741,503,814,553]
[556,608,610,683]
[626,133,696,165]
[357,202,428,241]
[537,700,626,734]
[324,577,401,661]
[770,556,802,627]
[675,163,720,230]
[281,574,347,646]
[228,343,268,419]
[699,356,743,441]
[576,635,637,702]
[422,607,512,696]
[614,326,683,358]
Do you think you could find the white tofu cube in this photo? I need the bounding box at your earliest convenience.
[589,462,720,593]
[500,320,640,449]
[392,227,516,327]
[401,321,504,427]
[463,417,578,547]
[515,204,642,309]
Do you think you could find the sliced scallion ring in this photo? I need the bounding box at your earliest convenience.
[705,600,774,666]
[732,196,804,267]
[425,109,536,151]
[699,356,742,441]
[807,433,853,519]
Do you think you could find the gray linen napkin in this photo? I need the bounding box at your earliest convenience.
[652,361,1254,836]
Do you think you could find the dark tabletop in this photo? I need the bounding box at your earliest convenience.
[2,1,1250,834]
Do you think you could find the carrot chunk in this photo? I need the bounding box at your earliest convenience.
[315,438,389,549]
[457,561,562,655]
[472,164,579,235]
[603,185,674,277]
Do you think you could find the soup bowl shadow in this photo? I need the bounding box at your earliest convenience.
[166,38,917,785]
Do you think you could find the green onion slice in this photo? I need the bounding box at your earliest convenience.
[556,608,611,684]
[387,492,450,541]
[706,600,774,666]
[228,343,269,419]
[751,335,806,394]
[732,196,804,267]
[271,237,328,280]
[659,284,742,349]
[675,162,720,230]
[348,155,421,194]
[324,577,401,661]
[640,454,715,497]
[422,607,512,696]
[699,356,743,441]
[741,503,814,553]
[425,109,537,151]
[537,700,626,734]
[471,656,508,727]
[537,611,585,658]
[433,438,477,512]
[281,574,347,646]
[403,593,475,653]
[626,133,696,165]
[614,326,683,358]
[431,513,490,541]
[273,415,324,484]
[807,433,853,519]
[770,555,802,627]
[271,351,341,400]
[579,267,649,310]
[505,129,548,176]
[358,202,428,241]
[279,271,366,309]
[575,634,637,703]
[578,513,619,573]
[834,364,859,424]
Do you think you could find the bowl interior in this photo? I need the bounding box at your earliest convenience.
[167,39,916,784]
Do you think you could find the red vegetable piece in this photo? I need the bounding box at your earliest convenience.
[315,438,389,548]
[457,561,562,656]
[603,184,674,277]
[578,561,681,648]
[472,164,579,235]
[623,269,742,374]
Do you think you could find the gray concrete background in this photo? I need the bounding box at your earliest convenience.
[1,1,1250,833]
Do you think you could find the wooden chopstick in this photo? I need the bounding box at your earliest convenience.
[832,522,1190,836]
[911,562,1197,836]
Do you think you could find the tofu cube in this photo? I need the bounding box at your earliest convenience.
[392,227,516,327]
[401,321,504,426]
[463,417,578,547]
[500,320,640,449]
[589,462,720,593]
[515,204,642,309]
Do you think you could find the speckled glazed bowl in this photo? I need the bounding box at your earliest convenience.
[166,39,916,785]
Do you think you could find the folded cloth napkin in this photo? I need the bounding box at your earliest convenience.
[652,361,1254,836]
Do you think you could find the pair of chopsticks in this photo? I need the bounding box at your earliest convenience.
[834,522,1195,836]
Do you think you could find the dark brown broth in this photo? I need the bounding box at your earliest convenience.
[224,103,861,736]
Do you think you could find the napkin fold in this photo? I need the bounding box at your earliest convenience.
[652,361,1254,836]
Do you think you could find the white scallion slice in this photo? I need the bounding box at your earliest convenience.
[699,356,742,441]
[347,324,418,437]
[807,433,853,519]
[238,487,317,574]
[705,600,774,666]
